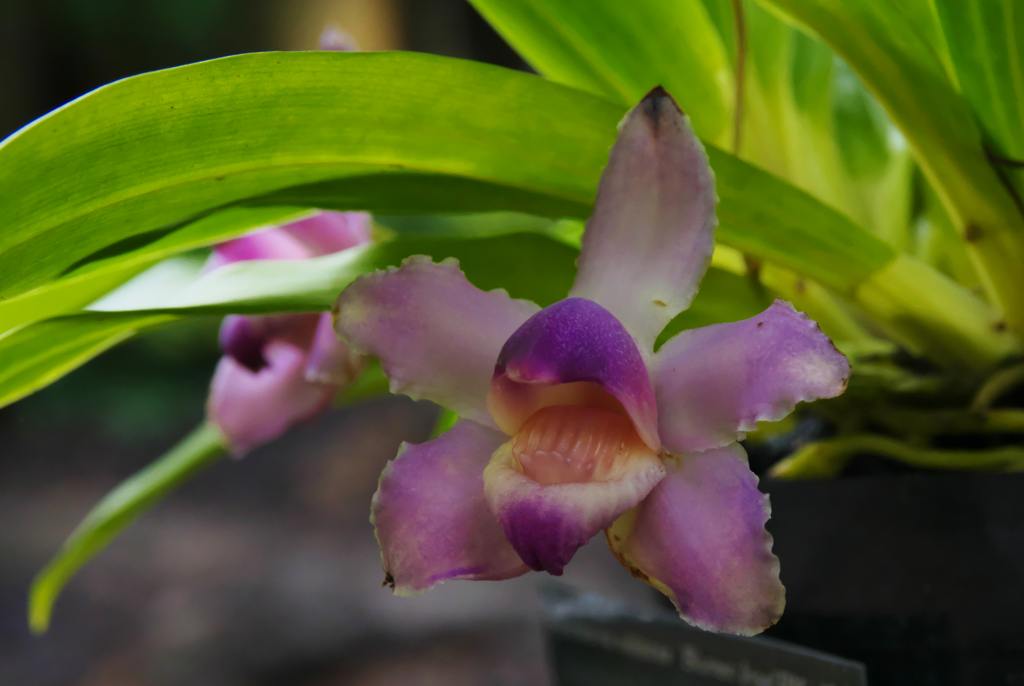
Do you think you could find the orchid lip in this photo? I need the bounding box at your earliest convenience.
[485,298,662,451]
[510,405,658,485]
[487,377,629,436]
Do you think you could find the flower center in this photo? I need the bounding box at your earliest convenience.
[511,405,655,485]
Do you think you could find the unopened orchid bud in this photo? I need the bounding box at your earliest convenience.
[205,211,372,454]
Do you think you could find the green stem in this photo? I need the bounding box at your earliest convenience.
[854,253,1020,370]
[29,421,227,634]
[868,406,1024,437]
[770,434,1024,479]
[971,363,1024,411]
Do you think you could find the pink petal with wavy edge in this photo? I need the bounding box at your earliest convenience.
[207,340,337,455]
[654,300,850,453]
[305,312,366,385]
[488,298,660,451]
[483,408,665,575]
[334,256,540,427]
[606,443,784,636]
[372,420,530,595]
[569,87,717,354]
[283,211,372,256]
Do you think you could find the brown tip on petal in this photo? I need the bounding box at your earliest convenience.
[383,570,395,589]
[642,86,683,114]
[639,86,684,136]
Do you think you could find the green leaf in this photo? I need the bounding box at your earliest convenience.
[466,0,734,144]
[0,233,579,411]
[654,267,773,351]
[0,313,172,409]
[0,206,314,333]
[0,52,617,302]
[89,232,579,316]
[375,212,555,239]
[2,51,1013,374]
[740,3,857,219]
[29,422,227,634]
[933,0,1024,160]
[0,50,903,301]
[706,148,894,290]
[754,0,1024,335]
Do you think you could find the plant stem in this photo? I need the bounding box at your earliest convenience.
[868,406,1024,436]
[971,363,1024,411]
[29,422,227,634]
[770,434,1024,479]
[854,253,1020,370]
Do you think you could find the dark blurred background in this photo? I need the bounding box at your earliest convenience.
[0,0,527,139]
[0,2,655,685]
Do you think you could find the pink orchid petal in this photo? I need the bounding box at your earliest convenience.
[218,313,320,372]
[569,87,717,354]
[305,312,366,385]
[334,256,540,427]
[372,420,530,595]
[483,417,665,576]
[218,315,270,372]
[207,340,337,455]
[654,300,850,453]
[606,443,785,636]
[488,298,660,451]
[282,211,372,256]
[209,228,315,270]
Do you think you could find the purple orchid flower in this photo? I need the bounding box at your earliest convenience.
[334,89,850,635]
[207,211,371,455]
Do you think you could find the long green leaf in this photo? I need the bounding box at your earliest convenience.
[29,422,228,634]
[0,206,313,333]
[89,233,579,316]
[706,148,892,289]
[755,0,1024,335]
[0,313,172,409]
[1,51,1014,371]
[0,52,613,301]
[0,45,898,301]
[466,0,733,144]
[933,0,1024,161]
[0,234,578,411]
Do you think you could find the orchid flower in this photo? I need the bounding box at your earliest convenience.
[334,89,850,635]
[207,211,371,455]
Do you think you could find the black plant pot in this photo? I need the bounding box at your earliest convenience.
[761,473,1024,685]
